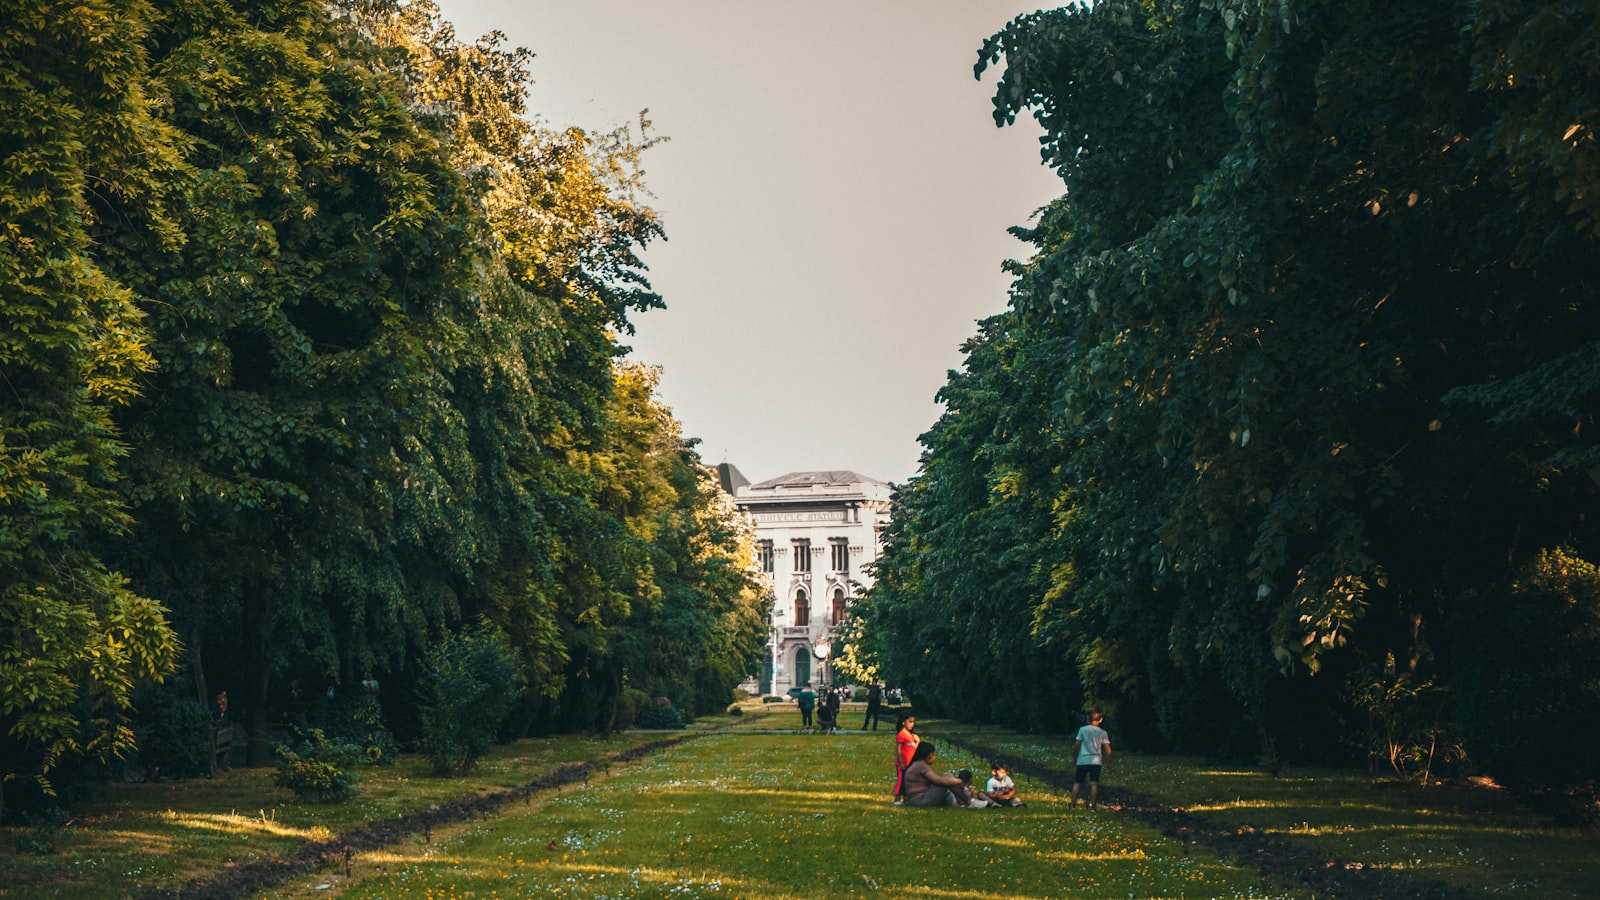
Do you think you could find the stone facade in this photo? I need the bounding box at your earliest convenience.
[725,468,891,697]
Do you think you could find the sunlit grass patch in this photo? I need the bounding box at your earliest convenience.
[318,732,1296,899]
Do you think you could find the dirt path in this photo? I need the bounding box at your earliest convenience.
[946,735,1473,900]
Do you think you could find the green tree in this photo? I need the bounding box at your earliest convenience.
[862,0,1600,781]
[0,0,181,821]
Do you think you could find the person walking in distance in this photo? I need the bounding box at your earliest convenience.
[862,682,883,730]
[1070,707,1111,810]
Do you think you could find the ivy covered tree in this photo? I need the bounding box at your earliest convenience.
[861,0,1600,799]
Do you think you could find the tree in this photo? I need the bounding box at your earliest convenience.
[0,0,181,821]
[862,0,1600,783]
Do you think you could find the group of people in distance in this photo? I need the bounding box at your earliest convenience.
[890,707,1113,810]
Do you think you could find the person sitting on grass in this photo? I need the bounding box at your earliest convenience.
[954,769,996,808]
[985,761,1024,807]
[901,741,965,807]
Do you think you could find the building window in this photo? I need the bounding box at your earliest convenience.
[832,588,847,626]
[830,538,849,573]
[794,588,810,626]
[792,539,811,573]
[758,540,774,573]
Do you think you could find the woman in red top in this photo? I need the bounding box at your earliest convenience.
[893,711,919,803]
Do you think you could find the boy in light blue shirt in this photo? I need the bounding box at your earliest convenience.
[1070,707,1111,810]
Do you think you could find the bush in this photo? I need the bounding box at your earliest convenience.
[311,692,397,766]
[1453,547,1600,816]
[634,704,686,730]
[417,624,523,776]
[272,729,360,803]
[614,687,651,732]
[129,683,212,779]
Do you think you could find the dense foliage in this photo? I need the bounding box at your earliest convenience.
[857,0,1600,805]
[1,0,765,820]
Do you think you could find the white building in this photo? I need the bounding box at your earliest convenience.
[719,468,892,696]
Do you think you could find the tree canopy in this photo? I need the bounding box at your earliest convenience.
[858,0,1600,805]
[2,0,764,818]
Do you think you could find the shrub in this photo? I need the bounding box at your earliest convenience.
[614,687,651,732]
[312,692,397,766]
[129,683,212,779]
[272,729,360,803]
[634,704,686,730]
[417,624,523,775]
[1453,547,1600,818]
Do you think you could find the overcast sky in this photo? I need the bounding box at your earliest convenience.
[434,0,1063,485]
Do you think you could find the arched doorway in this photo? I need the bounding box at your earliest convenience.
[793,645,811,689]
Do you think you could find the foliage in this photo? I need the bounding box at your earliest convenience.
[1347,656,1460,788]
[1452,546,1600,819]
[417,625,523,776]
[0,0,183,821]
[858,0,1600,789]
[272,728,361,803]
[128,684,213,780]
[310,692,398,767]
[632,703,686,731]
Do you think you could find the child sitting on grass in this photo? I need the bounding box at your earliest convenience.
[985,761,1024,807]
[954,769,996,808]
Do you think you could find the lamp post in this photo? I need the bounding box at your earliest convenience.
[812,640,831,690]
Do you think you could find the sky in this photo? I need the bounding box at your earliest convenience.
[433,1,1064,486]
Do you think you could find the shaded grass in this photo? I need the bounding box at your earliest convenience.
[282,731,1298,899]
[936,723,1600,898]
[0,733,660,899]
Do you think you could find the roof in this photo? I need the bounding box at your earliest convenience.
[746,470,890,490]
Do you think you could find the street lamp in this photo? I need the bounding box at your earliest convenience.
[812,640,831,689]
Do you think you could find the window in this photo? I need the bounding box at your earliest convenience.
[830,538,849,573]
[758,540,774,573]
[794,588,810,627]
[792,539,811,573]
[832,588,847,625]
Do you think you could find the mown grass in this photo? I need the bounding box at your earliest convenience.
[937,723,1600,898]
[8,713,1597,898]
[0,732,662,898]
[272,731,1300,899]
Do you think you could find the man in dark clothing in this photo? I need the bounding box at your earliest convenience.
[862,682,884,730]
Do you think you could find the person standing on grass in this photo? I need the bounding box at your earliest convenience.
[797,683,817,733]
[892,710,919,803]
[1070,707,1111,810]
[862,681,883,730]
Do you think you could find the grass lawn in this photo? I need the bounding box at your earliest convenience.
[0,733,661,899]
[268,731,1298,899]
[939,725,1600,898]
[6,712,1597,898]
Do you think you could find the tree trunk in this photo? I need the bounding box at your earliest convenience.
[241,582,276,767]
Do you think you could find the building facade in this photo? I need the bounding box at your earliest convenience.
[726,469,892,697]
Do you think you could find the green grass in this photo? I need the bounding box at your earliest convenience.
[7,716,1598,898]
[275,732,1298,899]
[936,723,1600,898]
[0,733,660,898]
